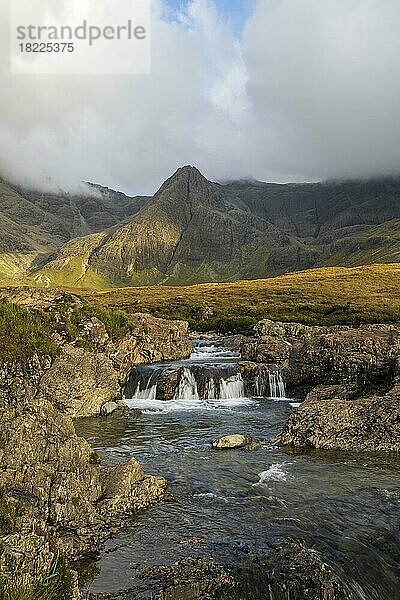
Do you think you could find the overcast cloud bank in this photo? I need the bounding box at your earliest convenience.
[0,0,399,194]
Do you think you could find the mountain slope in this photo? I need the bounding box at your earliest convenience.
[34,166,400,287]
[36,166,320,286]
[0,180,149,278]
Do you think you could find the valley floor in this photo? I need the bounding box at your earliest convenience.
[80,263,400,334]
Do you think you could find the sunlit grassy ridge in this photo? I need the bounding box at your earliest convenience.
[81,264,400,334]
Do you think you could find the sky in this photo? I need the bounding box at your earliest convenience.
[164,0,253,36]
[1,0,400,195]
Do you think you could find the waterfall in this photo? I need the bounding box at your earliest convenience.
[219,373,245,399]
[174,368,200,400]
[268,371,286,398]
[204,377,217,399]
[124,341,286,403]
[255,369,286,398]
[128,373,157,400]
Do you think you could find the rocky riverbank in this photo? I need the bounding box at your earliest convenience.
[89,540,348,600]
[239,319,400,453]
[1,288,399,598]
[0,288,192,597]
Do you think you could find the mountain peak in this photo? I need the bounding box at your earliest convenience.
[154,165,212,199]
[170,165,207,184]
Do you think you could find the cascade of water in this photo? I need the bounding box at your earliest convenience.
[219,373,245,399]
[174,368,200,400]
[129,374,158,400]
[255,370,268,396]
[125,341,288,403]
[268,371,286,398]
[204,377,217,399]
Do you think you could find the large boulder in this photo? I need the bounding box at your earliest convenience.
[113,313,192,378]
[286,325,400,396]
[0,359,166,592]
[38,345,120,418]
[277,384,400,452]
[99,459,167,517]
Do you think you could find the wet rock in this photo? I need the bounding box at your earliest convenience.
[88,541,349,600]
[286,326,400,395]
[237,361,285,397]
[243,440,262,451]
[141,557,237,600]
[212,435,255,450]
[156,367,180,401]
[257,539,348,600]
[277,384,400,452]
[99,458,167,517]
[100,401,119,416]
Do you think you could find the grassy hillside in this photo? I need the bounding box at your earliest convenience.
[81,264,400,334]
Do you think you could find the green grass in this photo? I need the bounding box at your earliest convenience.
[0,300,58,363]
[2,264,400,339]
[0,296,134,364]
[81,264,400,334]
[0,491,16,535]
[0,555,74,600]
[57,303,133,343]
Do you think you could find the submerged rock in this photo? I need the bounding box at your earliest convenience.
[88,540,349,600]
[212,435,259,450]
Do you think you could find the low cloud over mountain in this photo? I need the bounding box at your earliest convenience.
[1,0,400,193]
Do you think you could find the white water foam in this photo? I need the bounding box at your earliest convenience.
[268,372,286,398]
[253,463,289,486]
[125,396,255,413]
[193,492,229,503]
[254,370,286,398]
[190,344,239,361]
[219,373,245,399]
[174,368,200,400]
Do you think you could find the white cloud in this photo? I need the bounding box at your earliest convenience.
[0,0,400,194]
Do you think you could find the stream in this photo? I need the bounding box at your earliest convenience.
[76,339,400,599]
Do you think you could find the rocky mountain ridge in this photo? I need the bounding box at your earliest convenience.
[2,166,400,286]
[0,179,148,280]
